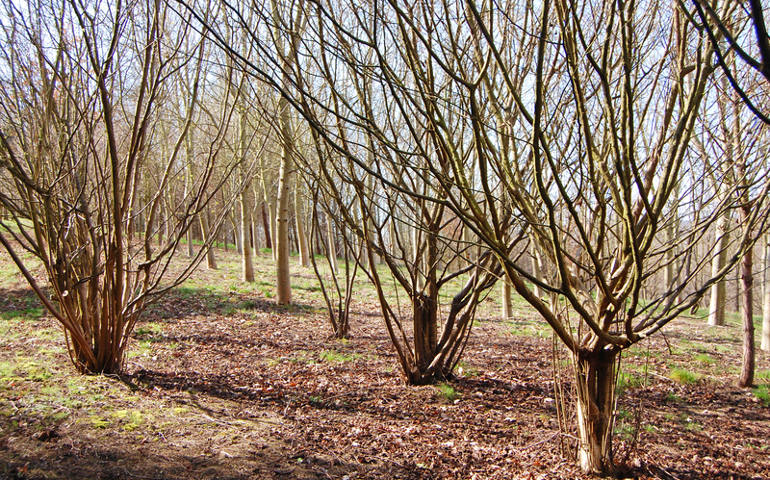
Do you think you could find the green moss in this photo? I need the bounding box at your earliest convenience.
[89,416,110,428]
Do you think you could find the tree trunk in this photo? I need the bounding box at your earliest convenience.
[240,189,254,282]
[762,238,770,351]
[238,96,254,281]
[261,202,272,250]
[251,219,257,250]
[327,214,338,274]
[186,226,194,258]
[275,94,293,304]
[411,293,439,383]
[234,212,243,255]
[199,210,217,270]
[574,348,618,475]
[295,189,310,267]
[708,213,729,326]
[270,201,278,262]
[531,244,543,299]
[157,204,164,247]
[290,216,299,256]
[738,207,755,387]
[663,222,674,297]
[501,276,512,319]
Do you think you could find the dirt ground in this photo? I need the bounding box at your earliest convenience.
[0,248,768,479]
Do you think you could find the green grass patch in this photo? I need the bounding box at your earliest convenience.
[39,385,63,398]
[134,322,163,340]
[0,361,16,379]
[319,350,360,363]
[614,423,636,441]
[127,340,153,358]
[693,353,715,366]
[436,383,460,402]
[684,420,703,431]
[508,321,550,339]
[753,384,770,407]
[642,424,657,433]
[669,368,700,385]
[287,351,317,365]
[616,370,644,394]
[0,306,44,321]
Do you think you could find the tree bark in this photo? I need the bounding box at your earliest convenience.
[739,207,755,387]
[275,96,293,304]
[199,210,217,270]
[270,200,278,262]
[762,238,770,351]
[663,221,675,297]
[240,188,254,282]
[531,244,543,299]
[501,277,512,319]
[261,202,272,250]
[412,293,438,381]
[251,219,257,250]
[574,348,618,474]
[327,213,338,274]
[186,227,194,258]
[295,186,310,267]
[234,210,243,254]
[708,213,729,326]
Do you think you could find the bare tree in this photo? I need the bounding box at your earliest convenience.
[0,0,238,373]
[180,0,770,473]
[760,233,770,352]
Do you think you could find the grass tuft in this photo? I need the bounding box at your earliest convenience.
[669,367,700,385]
[694,353,714,366]
[319,350,360,363]
[616,371,643,394]
[753,384,770,407]
[436,383,460,402]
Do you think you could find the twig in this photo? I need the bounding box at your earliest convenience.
[648,464,682,480]
[361,454,406,469]
[518,432,560,451]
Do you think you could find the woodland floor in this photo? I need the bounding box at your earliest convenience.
[0,245,769,480]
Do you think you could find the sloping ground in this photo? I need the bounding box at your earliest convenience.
[0,248,768,479]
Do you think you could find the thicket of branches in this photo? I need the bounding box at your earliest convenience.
[184,0,770,472]
[2,0,769,475]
